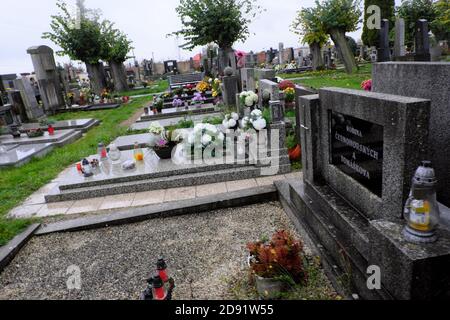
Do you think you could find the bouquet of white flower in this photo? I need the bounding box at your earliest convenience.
[149,122,164,135]
[239,91,259,108]
[187,123,225,149]
[242,109,267,131]
[222,112,240,130]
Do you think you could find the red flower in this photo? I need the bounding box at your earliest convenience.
[278,80,295,91]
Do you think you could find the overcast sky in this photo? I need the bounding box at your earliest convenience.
[0,0,402,75]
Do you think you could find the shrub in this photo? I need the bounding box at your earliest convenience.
[247,230,307,284]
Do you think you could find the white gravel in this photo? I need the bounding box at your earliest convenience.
[0,202,318,300]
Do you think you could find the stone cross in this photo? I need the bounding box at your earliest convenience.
[378,19,391,62]
[394,18,406,58]
[414,19,431,62]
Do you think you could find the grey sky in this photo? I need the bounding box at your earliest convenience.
[0,0,402,75]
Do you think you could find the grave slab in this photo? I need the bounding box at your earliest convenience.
[0,143,54,168]
[138,104,216,122]
[20,119,100,133]
[131,112,223,131]
[0,129,82,147]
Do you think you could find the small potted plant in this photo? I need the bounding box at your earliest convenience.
[191,92,206,107]
[361,79,372,92]
[184,83,195,96]
[278,80,296,91]
[26,128,45,138]
[287,133,301,161]
[172,96,184,109]
[153,130,181,160]
[148,121,164,147]
[247,230,307,300]
[283,87,296,109]
[153,97,164,113]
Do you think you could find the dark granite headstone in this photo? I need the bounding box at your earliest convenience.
[378,19,391,62]
[414,19,431,62]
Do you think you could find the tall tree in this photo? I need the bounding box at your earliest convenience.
[291,7,329,70]
[43,0,108,94]
[316,0,362,74]
[103,24,133,92]
[397,0,438,49]
[172,0,262,74]
[431,0,450,42]
[362,0,395,47]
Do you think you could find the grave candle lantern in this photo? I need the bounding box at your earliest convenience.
[151,274,167,300]
[403,161,441,243]
[98,143,108,160]
[157,257,169,283]
[47,124,55,136]
[134,142,144,161]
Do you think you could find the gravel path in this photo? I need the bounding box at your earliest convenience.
[0,202,319,300]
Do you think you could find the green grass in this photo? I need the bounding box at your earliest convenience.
[0,96,152,246]
[119,80,169,97]
[280,64,373,91]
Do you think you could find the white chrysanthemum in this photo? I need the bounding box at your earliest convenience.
[231,113,239,121]
[201,134,212,146]
[228,119,237,128]
[251,109,262,118]
[252,118,267,131]
[245,96,255,107]
[218,132,225,141]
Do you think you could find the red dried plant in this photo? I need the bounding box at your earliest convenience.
[247,230,307,284]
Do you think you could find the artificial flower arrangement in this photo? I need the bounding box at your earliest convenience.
[278,80,296,91]
[247,230,307,298]
[196,79,211,93]
[153,97,164,113]
[211,78,222,98]
[242,109,267,132]
[185,123,225,158]
[149,121,164,136]
[101,88,110,100]
[361,79,372,92]
[240,91,259,108]
[172,96,184,108]
[285,61,298,70]
[222,112,240,130]
[162,92,174,99]
[66,92,75,105]
[191,92,206,105]
[184,83,195,95]
[153,129,183,160]
[284,87,296,103]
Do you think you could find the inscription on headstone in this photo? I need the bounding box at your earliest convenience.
[329,111,384,197]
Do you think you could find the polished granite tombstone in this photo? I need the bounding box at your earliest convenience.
[138,104,216,122]
[130,112,223,131]
[0,129,82,147]
[20,119,100,133]
[0,143,54,168]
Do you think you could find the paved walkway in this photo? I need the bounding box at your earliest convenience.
[8,171,303,219]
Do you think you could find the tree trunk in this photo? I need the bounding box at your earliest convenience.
[218,47,236,76]
[329,29,358,74]
[109,61,129,92]
[310,42,324,71]
[85,62,107,96]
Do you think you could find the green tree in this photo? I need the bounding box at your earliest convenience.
[103,24,134,92]
[362,0,395,47]
[315,0,362,74]
[397,0,438,49]
[291,7,329,70]
[431,0,450,42]
[172,0,262,73]
[43,0,108,94]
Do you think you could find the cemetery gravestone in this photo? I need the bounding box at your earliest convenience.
[372,62,450,207]
[222,68,239,107]
[394,18,406,59]
[287,88,450,299]
[259,79,280,109]
[378,19,391,62]
[241,68,256,92]
[27,46,65,114]
[415,19,431,62]
[278,43,285,65]
[14,78,44,120]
